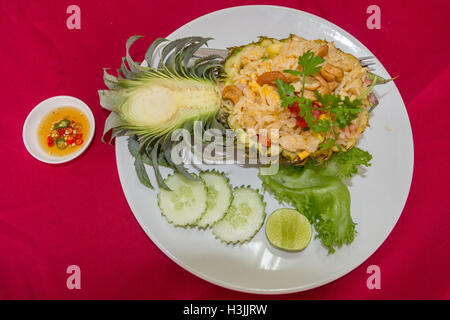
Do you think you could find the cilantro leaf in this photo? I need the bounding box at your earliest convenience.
[296,96,312,118]
[283,69,302,76]
[333,96,363,129]
[319,138,336,150]
[275,78,297,108]
[311,118,332,133]
[296,51,324,97]
[314,91,341,108]
[298,51,324,77]
[315,92,363,129]
[275,78,295,96]
[275,51,364,140]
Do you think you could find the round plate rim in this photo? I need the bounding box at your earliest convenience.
[115,5,414,294]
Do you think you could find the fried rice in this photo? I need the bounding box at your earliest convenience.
[224,35,371,158]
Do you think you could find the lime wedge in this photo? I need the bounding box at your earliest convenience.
[265,208,312,251]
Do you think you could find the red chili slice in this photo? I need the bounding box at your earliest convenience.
[75,139,83,146]
[47,136,55,147]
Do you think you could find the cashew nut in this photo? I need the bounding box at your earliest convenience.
[256,71,287,86]
[222,85,243,104]
[320,63,344,82]
[313,74,329,88]
[315,44,329,57]
[317,85,331,95]
[302,89,316,101]
[304,76,320,90]
[328,81,339,91]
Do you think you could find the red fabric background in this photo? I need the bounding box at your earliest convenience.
[1,0,449,299]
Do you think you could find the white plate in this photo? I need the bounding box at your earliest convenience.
[115,5,413,294]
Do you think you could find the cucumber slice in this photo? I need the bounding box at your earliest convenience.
[157,173,207,227]
[212,186,266,244]
[197,171,232,228]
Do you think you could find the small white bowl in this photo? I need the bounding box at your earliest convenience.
[23,96,95,164]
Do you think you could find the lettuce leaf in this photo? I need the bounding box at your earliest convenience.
[259,147,372,253]
[315,147,372,180]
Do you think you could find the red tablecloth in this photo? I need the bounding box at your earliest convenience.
[1,0,449,299]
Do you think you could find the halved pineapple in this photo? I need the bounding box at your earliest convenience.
[220,35,374,165]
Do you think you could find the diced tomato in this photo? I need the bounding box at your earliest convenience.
[312,109,322,120]
[258,135,271,147]
[312,103,322,120]
[296,117,308,128]
[67,136,75,145]
[75,139,83,146]
[47,136,55,147]
[57,128,65,136]
[288,101,299,115]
